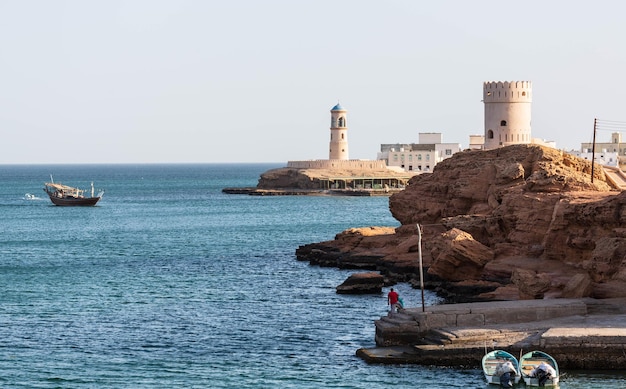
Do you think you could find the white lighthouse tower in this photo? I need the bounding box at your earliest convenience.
[483,81,532,150]
[329,103,349,160]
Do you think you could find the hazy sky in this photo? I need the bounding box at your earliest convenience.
[1,1,625,164]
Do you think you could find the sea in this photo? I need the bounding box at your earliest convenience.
[0,163,624,388]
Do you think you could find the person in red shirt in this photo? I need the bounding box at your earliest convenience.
[387,288,399,315]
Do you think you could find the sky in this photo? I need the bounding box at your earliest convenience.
[1,1,625,164]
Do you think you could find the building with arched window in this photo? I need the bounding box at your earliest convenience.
[329,103,349,160]
[483,81,533,150]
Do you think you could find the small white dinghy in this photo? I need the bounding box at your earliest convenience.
[482,349,521,388]
[520,350,559,387]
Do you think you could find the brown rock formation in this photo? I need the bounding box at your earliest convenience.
[336,272,384,294]
[296,145,626,302]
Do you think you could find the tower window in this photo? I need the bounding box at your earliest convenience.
[341,133,344,140]
[338,117,345,127]
[500,120,507,126]
[487,130,494,139]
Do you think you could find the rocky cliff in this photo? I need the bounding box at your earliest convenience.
[296,145,626,302]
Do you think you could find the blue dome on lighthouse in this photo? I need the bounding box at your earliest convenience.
[331,103,346,111]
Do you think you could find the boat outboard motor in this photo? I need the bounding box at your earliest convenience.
[537,369,548,386]
[500,371,513,388]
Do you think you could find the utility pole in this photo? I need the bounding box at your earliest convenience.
[591,118,597,183]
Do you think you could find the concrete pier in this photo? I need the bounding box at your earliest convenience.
[357,298,626,369]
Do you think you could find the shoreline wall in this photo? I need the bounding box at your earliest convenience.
[287,159,388,170]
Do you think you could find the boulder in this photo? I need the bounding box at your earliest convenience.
[336,272,384,294]
[428,228,494,281]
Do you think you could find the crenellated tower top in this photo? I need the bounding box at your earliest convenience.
[483,81,532,103]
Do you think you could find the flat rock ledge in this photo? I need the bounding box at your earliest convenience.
[356,297,626,369]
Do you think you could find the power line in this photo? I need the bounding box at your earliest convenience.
[595,119,626,132]
[596,119,626,124]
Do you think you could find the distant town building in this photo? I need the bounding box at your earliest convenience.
[377,133,462,173]
[483,81,533,150]
[468,135,485,150]
[533,139,557,148]
[579,132,626,170]
[580,132,626,156]
[568,149,619,168]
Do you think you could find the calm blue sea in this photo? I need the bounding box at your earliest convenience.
[0,164,624,388]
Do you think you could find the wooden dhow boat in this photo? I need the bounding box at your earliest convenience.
[44,176,104,206]
[482,349,521,387]
[520,350,559,387]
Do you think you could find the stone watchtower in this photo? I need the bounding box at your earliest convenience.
[329,103,349,160]
[483,81,532,150]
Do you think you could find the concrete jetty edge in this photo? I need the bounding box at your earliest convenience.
[357,298,626,369]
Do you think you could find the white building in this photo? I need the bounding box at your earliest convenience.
[568,149,619,168]
[378,133,462,173]
[580,132,626,158]
[468,134,485,150]
[579,132,626,170]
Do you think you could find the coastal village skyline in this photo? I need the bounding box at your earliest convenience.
[1,2,625,164]
[286,81,625,173]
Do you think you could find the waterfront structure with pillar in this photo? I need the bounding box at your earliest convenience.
[287,102,411,173]
[229,102,418,196]
[483,81,532,150]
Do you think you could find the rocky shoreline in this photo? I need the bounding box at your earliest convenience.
[292,145,626,369]
[296,145,626,302]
